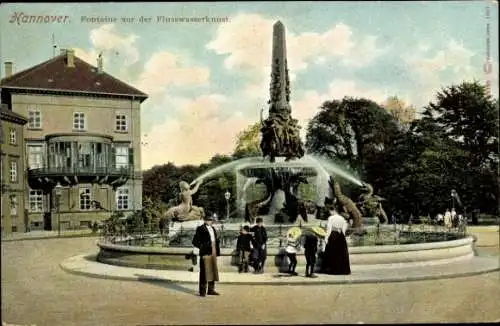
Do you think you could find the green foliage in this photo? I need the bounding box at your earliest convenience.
[304,82,498,219]
[305,96,402,177]
[233,121,262,158]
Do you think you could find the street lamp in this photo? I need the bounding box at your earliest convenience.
[224,191,231,220]
[55,182,63,237]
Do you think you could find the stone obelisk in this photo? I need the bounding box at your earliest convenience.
[260,20,305,162]
[270,21,291,116]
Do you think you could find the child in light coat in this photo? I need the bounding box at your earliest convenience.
[285,228,302,276]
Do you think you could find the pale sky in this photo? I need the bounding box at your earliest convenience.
[1,1,498,170]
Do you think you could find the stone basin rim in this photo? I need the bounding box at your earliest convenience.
[97,235,474,255]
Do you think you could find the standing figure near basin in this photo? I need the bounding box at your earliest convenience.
[164,179,205,222]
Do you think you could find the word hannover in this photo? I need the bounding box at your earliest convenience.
[9,12,70,25]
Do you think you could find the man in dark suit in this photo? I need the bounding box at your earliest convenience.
[250,217,268,273]
[192,215,221,297]
[303,229,319,278]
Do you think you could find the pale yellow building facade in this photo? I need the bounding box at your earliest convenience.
[0,49,148,232]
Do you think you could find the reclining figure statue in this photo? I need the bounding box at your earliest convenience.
[164,179,205,222]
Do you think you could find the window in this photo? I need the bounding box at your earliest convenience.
[115,114,128,132]
[10,160,18,183]
[116,187,129,210]
[10,195,18,216]
[78,143,92,168]
[79,188,91,210]
[73,112,86,130]
[29,190,43,212]
[27,145,44,169]
[28,110,42,129]
[115,146,129,169]
[9,128,16,145]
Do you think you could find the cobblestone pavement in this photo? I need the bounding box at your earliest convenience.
[2,235,499,326]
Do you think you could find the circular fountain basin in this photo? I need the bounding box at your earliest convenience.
[96,232,475,272]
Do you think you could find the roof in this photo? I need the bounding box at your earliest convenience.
[0,52,148,101]
[0,104,28,124]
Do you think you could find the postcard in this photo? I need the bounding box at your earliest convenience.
[1,2,499,326]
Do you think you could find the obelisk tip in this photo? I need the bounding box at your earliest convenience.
[274,20,284,27]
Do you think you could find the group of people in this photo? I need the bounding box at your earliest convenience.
[191,208,351,298]
[436,208,464,228]
[235,218,268,273]
[283,207,351,277]
[191,216,268,297]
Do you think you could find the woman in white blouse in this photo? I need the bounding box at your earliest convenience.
[322,207,351,275]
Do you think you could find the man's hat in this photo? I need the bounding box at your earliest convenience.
[204,213,217,221]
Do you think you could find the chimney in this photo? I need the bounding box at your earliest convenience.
[66,49,75,68]
[97,53,103,73]
[4,62,13,77]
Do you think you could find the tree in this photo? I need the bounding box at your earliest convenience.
[233,121,262,158]
[418,81,499,214]
[383,120,468,218]
[423,81,498,170]
[305,96,402,178]
[384,81,498,217]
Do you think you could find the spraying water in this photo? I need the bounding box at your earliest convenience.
[189,154,363,191]
[190,157,262,186]
[307,154,363,186]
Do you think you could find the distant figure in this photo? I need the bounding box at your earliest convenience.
[444,209,452,228]
[451,208,457,227]
[471,209,479,225]
[236,225,253,273]
[457,214,464,226]
[436,213,444,226]
[303,229,320,278]
[250,217,268,273]
[192,215,220,297]
[322,207,351,275]
[285,227,302,276]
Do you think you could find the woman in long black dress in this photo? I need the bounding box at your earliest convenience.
[322,209,351,275]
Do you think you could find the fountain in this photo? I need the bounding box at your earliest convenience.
[95,21,475,275]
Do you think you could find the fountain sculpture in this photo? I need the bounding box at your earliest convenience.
[260,21,305,163]
[358,182,388,224]
[163,180,205,222]
[329,177,364,229]
[95,20,475,276]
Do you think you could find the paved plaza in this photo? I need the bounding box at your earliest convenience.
[1,228,500,326]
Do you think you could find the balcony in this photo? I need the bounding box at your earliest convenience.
[26,134,135,191]
[27,166,132,190]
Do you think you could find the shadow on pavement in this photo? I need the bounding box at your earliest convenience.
[135,274,198,296]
